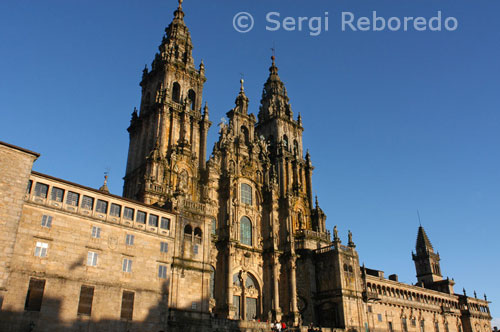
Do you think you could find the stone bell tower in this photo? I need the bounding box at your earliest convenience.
[123,0,210,205]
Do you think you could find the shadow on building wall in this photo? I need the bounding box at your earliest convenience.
[0,281,177,332]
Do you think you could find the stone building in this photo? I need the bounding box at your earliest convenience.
[0,1,492,332]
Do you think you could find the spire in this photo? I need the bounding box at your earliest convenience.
[156,0,195,69]
[258,55,293,123]
[234,79,249,114]
[416,225,434,254]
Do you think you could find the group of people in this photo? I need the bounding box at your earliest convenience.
[271,321,287,332]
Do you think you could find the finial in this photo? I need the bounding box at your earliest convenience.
[474,290,477,299]
[99,170,110,194]
[417,210,422,227]
[333,225,339,242]
[203,102,209,116]
[315,195,319,208]
[463,288,467,296]
[178,0,183,9]
[240,78,245,93]
[484,293,488,301]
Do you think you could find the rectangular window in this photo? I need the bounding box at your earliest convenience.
[388,322,394,332]
[34,241,48,257]
[403,318,408,332]
[160,242,168,253]
[66,191,80,206]
[120,291,134,320]
[193,244,199,254]
[158,265,167,279]
[191,302,198,310]
[233,295,241,319]
[77,285,95,316]
[81,195,94,210]
[41,215,52,228]
[421,321,425,332]
[160,217,170,230]
[378,314,383,322]
[125,234,134,246]
[34,183,49,198]
[50,187,64,202]
[96,200,108,213]
[24,278,46,311]
[412,319,417,327]
[148,214,158,227]
[122,258,132,273]
[435,322,440,332]
[87,251,98,266]
[110,203,121,217]
[91,226,101,239]
[124,207,134,221]
[136,211,146,224]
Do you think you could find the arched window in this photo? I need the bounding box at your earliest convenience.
[240,216,252,246]
[241,183,252,205]
[188,89,196,110]
[184,224,192,241]
[172,82,181,103]
[283,135,288,150]
[293,140,299,155]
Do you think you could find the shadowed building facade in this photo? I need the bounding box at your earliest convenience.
[0,2,492,332]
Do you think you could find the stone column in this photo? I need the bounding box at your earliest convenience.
[290,256,299,325]
[273,255,282,321]
[227,246,235,319]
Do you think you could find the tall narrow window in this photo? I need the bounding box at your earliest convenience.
[66,191,80,206]
[160,242,168,253]
[158,265,167,279]
[34,183,49,198]
[420,320,425,332]
[120,291,135,320]
[25,278,46,311]
[122,258,133,273]
[91,226,101,239]
[41,215,52,228]
[402,318,408,332]
[34,242,48,257]
[172,82,181,103]
[50,187,64,202]
[188,89,196,110]
[241,183,252,205]
[211,218,217,235]
[77,285,95,316]
[96,200,108,213]
[435,322,440,332]
[240,216,252,246]
[388,322,394,332]
[87,251,98,266]
[125,234,134,246]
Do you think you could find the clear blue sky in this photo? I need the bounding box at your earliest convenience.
[1,0,499,324]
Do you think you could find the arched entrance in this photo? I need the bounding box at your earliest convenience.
[232,271,260,320]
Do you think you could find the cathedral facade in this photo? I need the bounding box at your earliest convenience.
[0,2,492,332]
